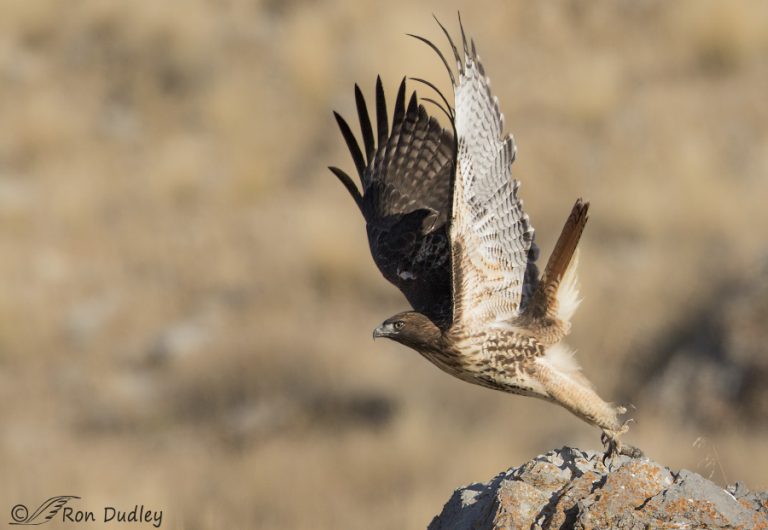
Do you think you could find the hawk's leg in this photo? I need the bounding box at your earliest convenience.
[601,422,643,464]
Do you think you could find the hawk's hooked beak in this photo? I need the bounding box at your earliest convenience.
[372,324,390,340]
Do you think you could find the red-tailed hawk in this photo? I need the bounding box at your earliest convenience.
[330,16,637,458]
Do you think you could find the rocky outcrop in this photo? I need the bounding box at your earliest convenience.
[429,447,768,530]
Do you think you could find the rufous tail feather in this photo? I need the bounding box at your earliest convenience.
[531,199,589,324]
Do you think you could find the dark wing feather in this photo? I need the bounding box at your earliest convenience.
[375,77,389,145]
[354,84,375,163]
[333,111,366,185]
[331,77,456,326]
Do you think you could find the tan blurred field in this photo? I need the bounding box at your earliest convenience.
[1,1,767,528]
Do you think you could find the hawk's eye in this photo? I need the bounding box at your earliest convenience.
[394,321,405,330]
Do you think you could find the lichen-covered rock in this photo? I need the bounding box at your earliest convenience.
[429,447,768,530]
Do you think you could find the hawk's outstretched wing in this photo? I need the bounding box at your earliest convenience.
[330,78,456,325]
[422,21,539,330]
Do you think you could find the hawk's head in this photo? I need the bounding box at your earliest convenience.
[373,311,442,352]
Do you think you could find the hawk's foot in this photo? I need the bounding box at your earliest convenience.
[600,419,642,464]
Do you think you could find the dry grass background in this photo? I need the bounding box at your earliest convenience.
[1,1,767,528]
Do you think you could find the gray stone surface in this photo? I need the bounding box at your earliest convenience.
[429,447,768,530]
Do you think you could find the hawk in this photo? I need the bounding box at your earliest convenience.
[329,16,636,458]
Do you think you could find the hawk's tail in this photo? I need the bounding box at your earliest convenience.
[535,199,589,324]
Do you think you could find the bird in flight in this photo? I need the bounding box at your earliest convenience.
[329,16,637,458]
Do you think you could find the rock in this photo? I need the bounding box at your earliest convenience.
[429,446,768,530]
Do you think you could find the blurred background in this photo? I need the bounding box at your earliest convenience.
[1,0,767,528]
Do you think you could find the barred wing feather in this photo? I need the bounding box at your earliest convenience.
[448,27,536,330]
